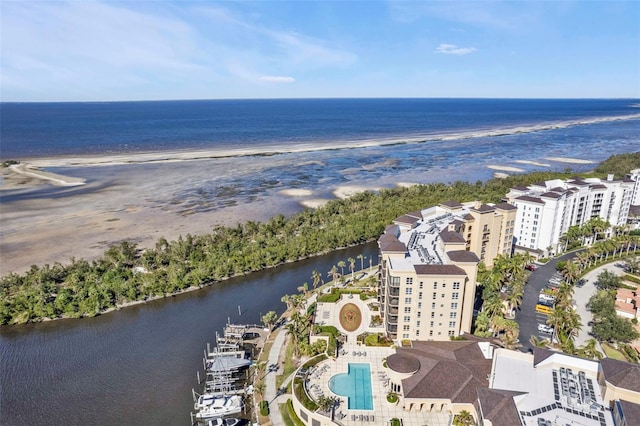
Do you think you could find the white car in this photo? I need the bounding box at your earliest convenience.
[538,324,554,334]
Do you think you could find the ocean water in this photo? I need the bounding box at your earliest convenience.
[1,98,639,215]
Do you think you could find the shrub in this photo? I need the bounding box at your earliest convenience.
[260,400,270,416]
[624,274,640,285]
[387,392,398,403]
[390,418,402,426]
[285,399,306,426]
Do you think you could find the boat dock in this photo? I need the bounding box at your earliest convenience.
[190,322,268,425]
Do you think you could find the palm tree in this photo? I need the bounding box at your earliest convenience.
[337,260,346,277]
[348,257,356,280]
[297,282,309,297]
[530,335,549,348]
[311,270,322,290]
[327,265,339,283]
[483,294,506,319]
[562,260,581,285]
[577,338,603,360]
[357,254,366,271]
[281,294,293,310]
[453,410,475,426]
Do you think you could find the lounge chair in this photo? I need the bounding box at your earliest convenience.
[351,415,356,421]
[363,352,366,356]
[371,415,375,422]
[359,414,363,421]
[364,415,369,421]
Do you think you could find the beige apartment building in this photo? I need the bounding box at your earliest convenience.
[378,200,516,342]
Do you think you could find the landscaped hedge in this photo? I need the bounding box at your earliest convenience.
[260,400,270,416]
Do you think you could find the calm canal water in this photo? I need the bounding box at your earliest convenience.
[0,243,378,426]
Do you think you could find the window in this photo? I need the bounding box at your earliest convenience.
[449,321,456,328]
[418,302,422,308]
[403,325,410,331]
[390,276,400,285]
[449,312,457,318]
[430,312,435,318]
[430,321,434,327]
[442,283,446,288]
[451,303,458,309]
[405,297,412,304]
[417,311,421,318]
[416,321,421,327]
[432,293,437,300]
[404,316,410,322]
[404,307,411,313]
[453,282,460,290]
[433,283,438,289]
[406,277,413,285]
[452,292,459,300]
[418,292,423,300]
[431,303,436,309]
[441,293,445,298]
[419,282,423,289]
[448,331,455,337]
[403,333,409,339]
[429,330,433,336]
[416,330,420,336]
[405,288,413,295]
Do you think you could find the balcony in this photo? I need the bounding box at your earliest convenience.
[386,324,397,334]
[387,287,400,297]
[387,297,399,307]
[388,280,401,289]
[386,315,398,325]
[387,307,398,315]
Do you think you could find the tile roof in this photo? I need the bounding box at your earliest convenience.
[600,358,640,392]
[439,229,466,243]
[540,191,562,199]
[399,341,492,403]
[476,388,524,426]
[494,202,517,211]
[515,195,545,205]
[440,200,464,208]
[617,400,640,426]
[414,264,467,276]
[378,233,407,252]
[472,204,496,213]
[394,214,421,226]
[447,250,480,263]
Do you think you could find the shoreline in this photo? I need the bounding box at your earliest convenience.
[5,111,639,169]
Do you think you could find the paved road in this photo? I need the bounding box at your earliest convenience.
[516,251,580,353]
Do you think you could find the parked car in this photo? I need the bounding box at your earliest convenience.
[526,264,538,271]
[538,324,554,334]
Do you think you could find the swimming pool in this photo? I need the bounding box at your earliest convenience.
[329,363,373,410]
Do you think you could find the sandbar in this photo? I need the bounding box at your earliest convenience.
[486,165,525,173]
[545,157,596,164]
[5,163,85,187]
[396,182,420,188]
[515,160,551,167]
[280,188,313,197]
[333,185,381,199]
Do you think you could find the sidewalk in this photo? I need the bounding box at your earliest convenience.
[263,328,288,426]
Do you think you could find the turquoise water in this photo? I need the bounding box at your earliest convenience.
[329,363,373,410]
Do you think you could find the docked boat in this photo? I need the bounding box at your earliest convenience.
[194,393,219,411]
[195,395,243,420]
[207,418,241,426]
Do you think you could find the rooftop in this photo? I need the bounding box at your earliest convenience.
[490,349,614,426]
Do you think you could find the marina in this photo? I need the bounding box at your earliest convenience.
[190,322,269,425]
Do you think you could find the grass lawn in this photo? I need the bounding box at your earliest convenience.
[602,343,627,361]
[276,338,296,389]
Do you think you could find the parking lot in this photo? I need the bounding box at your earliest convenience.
[515,251,580,352]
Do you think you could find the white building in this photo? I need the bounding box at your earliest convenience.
[506,174,635,256]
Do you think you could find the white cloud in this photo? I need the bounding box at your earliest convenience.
[259,76,296,83]
[435,43,477,55]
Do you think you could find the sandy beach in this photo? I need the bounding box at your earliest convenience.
[486,164,525,173]
[515,160,551,167]
[545,157,597,164]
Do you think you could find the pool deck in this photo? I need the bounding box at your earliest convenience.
[306,343,451,426]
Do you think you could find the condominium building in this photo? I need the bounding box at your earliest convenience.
[506,174,635,256]
[378,200,516,342]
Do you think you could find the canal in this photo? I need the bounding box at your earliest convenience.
[0,242,379,426]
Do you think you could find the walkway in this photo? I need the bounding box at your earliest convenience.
[263,327,288,426]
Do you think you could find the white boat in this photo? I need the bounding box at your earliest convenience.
[207,418,241,426]
[195,393,219,410]
[195,395,243,420]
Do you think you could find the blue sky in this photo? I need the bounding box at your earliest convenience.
[1,1,639,101]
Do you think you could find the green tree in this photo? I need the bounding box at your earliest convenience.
[453,410,476,426]
[261,311,278,330]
